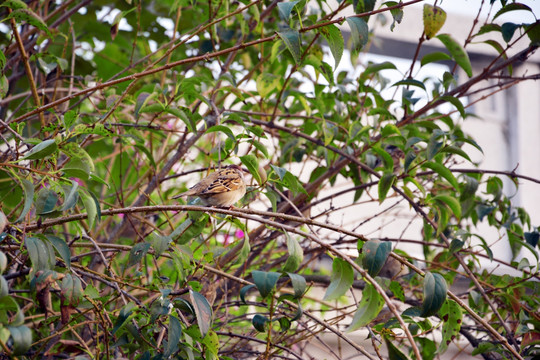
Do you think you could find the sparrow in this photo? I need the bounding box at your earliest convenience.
[172,165,247,207]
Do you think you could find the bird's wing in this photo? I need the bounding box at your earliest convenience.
[199,173,243,195]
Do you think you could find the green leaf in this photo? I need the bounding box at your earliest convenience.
[420,272,447,317]
[0,75,8,98]
[35,188,58,215]
[433,195,462,219]
[392,79,426,90]
[61,274,83,306]
[15,179,34,223]
[439,96,466,118]
[23,139,57,160]
[362,240,392,277]
[112,303,135,335]
[60,180,79,212]
[323,258,354,301]
[63,157,91,180]
[25,237,55,271]
[175,214,208,245]
[0,276,8,299]
[493,3,532,20]
[524,231,539,248]
[440,145,471,162]
[240,154,261,185]
[501,22,519,43]
[318,24,344,68]
[252,271,280,298]
[422,162,459,191]
[127,242,151,267]
[385,1,403,31]
[205,125,235,143]
[239,284,256,303]
[165,107,196,133]
[277,0,300,21]
[80,191,97,228]
[421,51,452,66]
[282,234,304,273]
[0,251,7,275]
[252,314,269,332]
[202,330,219,357]
[525,20,540,44]
[164,315,182,357]
[6,8,52,37]
[256,73,280,98]
[189,289,213,338]
[287,273,306,298]
[0,0,28,10]
[270,165,307,195]
[436,34,472,77]
[438,300,462,353]
[148,232,171,258]
[45,235,71,270]
[385,336,411,360]
[378,172,396,203]
[346,283,384,331]
[423,4,446,39]
[449,239,465,253]
[277,30,302,64]
[7,326,32,356]
[346,17,369,52]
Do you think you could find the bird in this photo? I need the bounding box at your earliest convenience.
[172,165,247,207]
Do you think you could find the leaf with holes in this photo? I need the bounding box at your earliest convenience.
[323,258,354,301]
[6,8,52,37]
[127,242,151,267]
[256,73,280,98]
[423,4,446,39]
[438,300,462,353]
[190,289,213,338]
